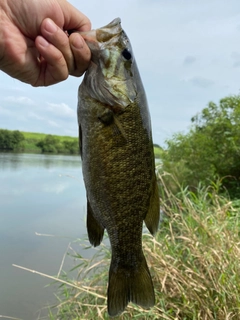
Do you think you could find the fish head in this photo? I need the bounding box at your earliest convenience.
[80,18,137,110]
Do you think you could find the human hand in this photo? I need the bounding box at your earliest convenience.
[0,0,91,86]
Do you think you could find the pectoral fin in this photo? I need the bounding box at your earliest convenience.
[111,115,127,146]
[98,109,114,125]
[144,178,160,236]
[87,199,104,247]
[98,108,127,146]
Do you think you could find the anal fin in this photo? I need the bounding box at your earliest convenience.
[87,199,104,247]
[144,177,160,235]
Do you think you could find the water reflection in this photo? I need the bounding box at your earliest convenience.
[0,152,82,170]
[0,152,89,320]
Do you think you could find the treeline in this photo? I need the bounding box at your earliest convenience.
[36,134,79,154]
[0,129,25,151]
[158,94,240,199]
[0,130,79,154]
[0,130,163,158]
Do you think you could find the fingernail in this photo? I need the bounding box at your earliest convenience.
[38,36,49,47]
[45,19,57,33]
[71,34,84,49]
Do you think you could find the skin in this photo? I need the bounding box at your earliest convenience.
[0,0,91,86]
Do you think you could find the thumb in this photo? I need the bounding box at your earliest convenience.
[59,0,91,31]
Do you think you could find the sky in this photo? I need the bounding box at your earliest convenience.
[1,0,240,146]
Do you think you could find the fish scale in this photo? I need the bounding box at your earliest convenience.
[78,18,160,317]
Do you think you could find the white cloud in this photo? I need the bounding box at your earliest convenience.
[46,102,76,119]
[28,112,44,121]
[47,120,60,128]
[4,96,35,105]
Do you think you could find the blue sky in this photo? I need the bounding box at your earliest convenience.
[1,0,240,146]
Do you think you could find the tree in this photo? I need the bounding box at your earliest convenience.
[160,95,240,198]
[36,135,79,154]
[36,135,59,153]
[63,140,79,154]
[0,129,25,151]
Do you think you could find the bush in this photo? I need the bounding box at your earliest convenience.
[36,135,79,154]
[36,135,59,153]
[0,129,25,151]
[63,140,79,154]
[160,95,240,198]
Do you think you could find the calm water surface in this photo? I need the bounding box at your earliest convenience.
[0,153,90,320]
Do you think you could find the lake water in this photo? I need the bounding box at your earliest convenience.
[0,153,91,320]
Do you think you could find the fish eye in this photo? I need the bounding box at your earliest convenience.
[121,48,132,60]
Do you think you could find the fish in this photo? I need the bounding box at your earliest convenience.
[77,18,160,317]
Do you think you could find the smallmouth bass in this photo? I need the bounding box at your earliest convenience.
[77,18,160,317]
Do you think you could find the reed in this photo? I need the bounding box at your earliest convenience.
[17,172,238,319]
[47,172,240,319]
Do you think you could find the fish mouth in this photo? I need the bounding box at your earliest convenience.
[79,30,97,44]
[80,18,122,44]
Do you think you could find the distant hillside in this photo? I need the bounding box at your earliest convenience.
[0,129,79,154]
[21,131,78,142]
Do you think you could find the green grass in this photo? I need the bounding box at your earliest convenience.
[18,131,78,153]
[21,131,78,142]
[154,146,163,158]
[44,173,240,319]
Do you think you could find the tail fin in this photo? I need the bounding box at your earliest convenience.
[107,255,155,317]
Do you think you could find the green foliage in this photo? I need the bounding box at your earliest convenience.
[37,135,59,153]
[62,140,79,154]
[160,95,240,198]
[21,131,78,143]
[0,129,25,151]
[153,145,163,159]
[36,134,79,154]
[21,131,79,154]
[0,129,81,154]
